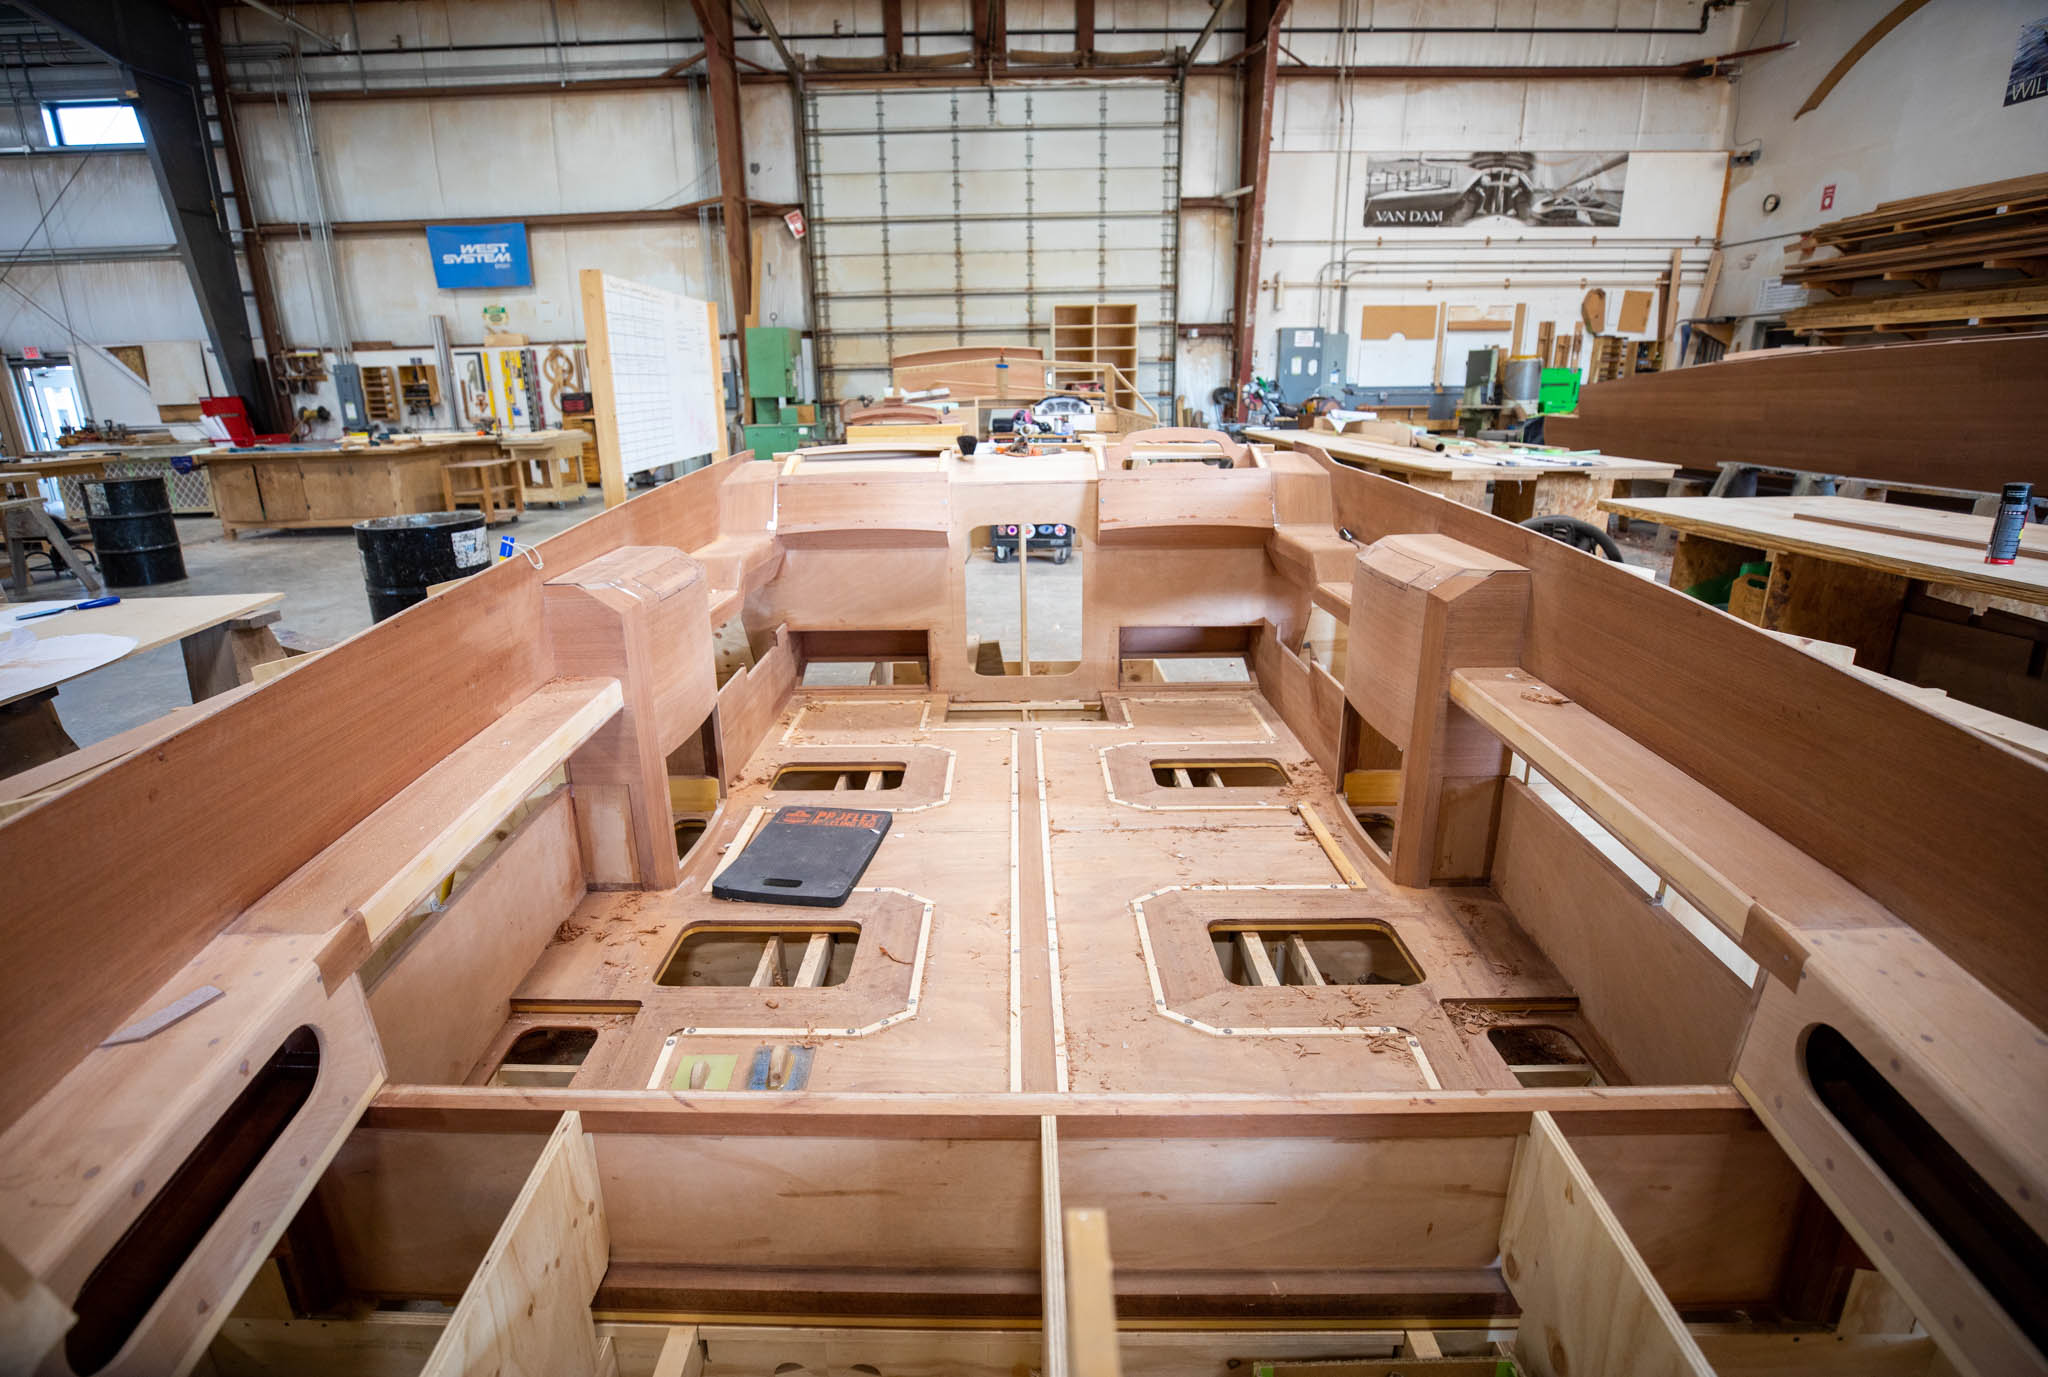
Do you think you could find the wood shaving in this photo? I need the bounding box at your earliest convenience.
[1520,688,1571,706]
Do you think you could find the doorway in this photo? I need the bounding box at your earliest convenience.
[10,357,85,450]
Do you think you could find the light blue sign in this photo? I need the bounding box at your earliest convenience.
[425,222,531,288]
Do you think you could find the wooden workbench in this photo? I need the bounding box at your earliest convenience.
[4,445,217,517]
[197,437,500,538]
[1247,425,1677,521]
[1602,494,2048,707]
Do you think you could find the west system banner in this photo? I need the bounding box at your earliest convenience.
[1361,152,1629,228]
[425,222,533,289]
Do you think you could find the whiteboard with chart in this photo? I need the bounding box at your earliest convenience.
[579,269,728,506]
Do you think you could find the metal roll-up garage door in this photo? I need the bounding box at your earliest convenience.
[803,79,1180,422]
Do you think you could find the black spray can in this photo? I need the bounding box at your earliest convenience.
[1986,482,2033,565]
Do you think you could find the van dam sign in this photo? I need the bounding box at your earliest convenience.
[426,222,534,289]
[1362,152,1629,229]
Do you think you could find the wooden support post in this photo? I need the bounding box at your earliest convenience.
[1229,0,1282,403]
[1401,1331,1444,1359]
[180,609,288,699]
[882,0,904,61]
[688,0,752,400]
[651,1326,706,1377]
[1758,551,1908,672]
[1063,1207,1122,1377]
[1018,525,1032,674]
[1431,301,1448,391]
[1344,534,1528,886]
[1040,1116,1069,1377]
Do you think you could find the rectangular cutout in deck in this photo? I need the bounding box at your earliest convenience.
[489,1027,598,1088]
[1490,1025,1604,1088]
[773,764,906,791]
[944,702,1108,723]
[656,925,859,987]
[1211,923,1424,987]
[1152,759,1287,788]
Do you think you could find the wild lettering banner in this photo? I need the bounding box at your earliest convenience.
[426,222,533,288]
[1361,152,1629,228]
[2006,16,2048,106]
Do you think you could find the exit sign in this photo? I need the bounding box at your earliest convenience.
[22,345,41,360]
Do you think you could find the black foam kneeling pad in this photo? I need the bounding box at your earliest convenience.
[712,805,892,907]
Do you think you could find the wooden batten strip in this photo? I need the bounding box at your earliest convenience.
[1040,1116,1069,1377]
[1063,1206,1123,1376]
[1295,801,1366,887]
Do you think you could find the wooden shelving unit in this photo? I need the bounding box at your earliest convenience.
[1052,302,1142,412]
[361,366,400,423]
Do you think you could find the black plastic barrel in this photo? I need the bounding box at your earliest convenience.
[354,511,490,622]
[83,477,185,586]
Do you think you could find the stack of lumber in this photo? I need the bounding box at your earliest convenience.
[1782,173,2048,336]
[1545,333,2048,492]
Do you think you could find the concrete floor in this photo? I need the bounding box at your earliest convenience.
[18,503,601,750]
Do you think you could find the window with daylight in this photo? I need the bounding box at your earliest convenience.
[44,101,143,147]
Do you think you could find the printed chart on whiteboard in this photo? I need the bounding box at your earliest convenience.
[600,275,722,476]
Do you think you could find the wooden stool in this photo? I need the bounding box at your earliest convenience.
[440,458,525,525]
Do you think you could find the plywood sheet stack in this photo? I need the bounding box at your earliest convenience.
[1781,172,2048,337]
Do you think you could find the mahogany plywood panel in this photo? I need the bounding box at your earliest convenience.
[1308,449,2048,1034]
[1562,1122,1809,1307]
[1491,781,1753,1087]
[0,457,759,1130]
[1547,335,2048,492]
[368,791,584,1085]
[320,1130,552,1299]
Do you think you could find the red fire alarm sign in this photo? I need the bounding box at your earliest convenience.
[1820,184,1836,211]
